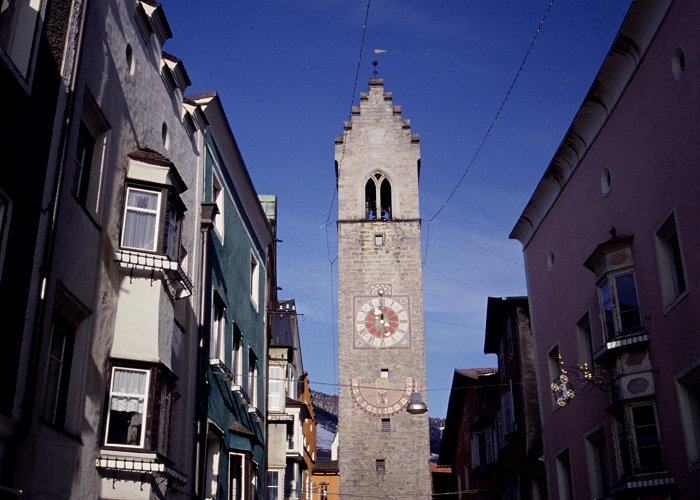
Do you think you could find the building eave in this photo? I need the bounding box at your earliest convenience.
[510,1,673,247]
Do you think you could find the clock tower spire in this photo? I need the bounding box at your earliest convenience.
[335,77,432,498]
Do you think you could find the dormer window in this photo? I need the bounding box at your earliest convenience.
[365,172,392,220]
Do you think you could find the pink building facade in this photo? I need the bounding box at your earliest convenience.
[511,1,700,498]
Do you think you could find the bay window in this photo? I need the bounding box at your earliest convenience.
[584,235,644,343]
[598,271,642,340]
[105,367,149,447]
[121,187,161,252]
[614,402,664,478]
[120,150,187,261]
[120,185,183,259]
[103,363,175,452]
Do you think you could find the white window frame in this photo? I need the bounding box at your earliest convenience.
[73,92,110,219]
[212,169,224,242]
[471,428,495,467]
[585,427,610,499]
[268,364,284,412]
[613,402,664,477]
[249,252,259,311]
[0,0,46,82]
[104,366,150,448]
[676,365,700,469]
[204,427,221,499]
[248,349,258,409]
[210,291,226,362]
[229,452,250,500]
[598,270,643,341]
[42,319,75,427]
[120,186,162,253]
[577,312,594,369]
[655,212,688,310]
[266,470,280,500]
[231,325,243,388]
[556,449,574,500]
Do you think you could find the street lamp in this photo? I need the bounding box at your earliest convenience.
[406,391,428,415]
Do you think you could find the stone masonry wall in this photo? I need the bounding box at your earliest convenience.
[336,79,432,499]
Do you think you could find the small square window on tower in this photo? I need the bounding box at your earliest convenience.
[381,418,391,432]
[374,234,384,246]
[380,369,389,378]
[375,459,386,472]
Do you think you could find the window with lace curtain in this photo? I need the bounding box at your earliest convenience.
[103,364,175,451]
[105,367,149,447]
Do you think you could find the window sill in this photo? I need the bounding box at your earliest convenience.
[115,250,192,298]
[610,471,673,494]
[593,331,649,362]
[96,449,186,485]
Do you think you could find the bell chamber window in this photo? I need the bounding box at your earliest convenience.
[365,172,392,220]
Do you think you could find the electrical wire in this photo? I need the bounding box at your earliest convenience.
[320,0,373,398]
[425,0,555,225]
[210,367,536,394]
[422,0,556,270]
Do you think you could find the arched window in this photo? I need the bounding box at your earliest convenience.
[365,172,392,220]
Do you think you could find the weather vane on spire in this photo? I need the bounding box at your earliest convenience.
[372,48,387,78]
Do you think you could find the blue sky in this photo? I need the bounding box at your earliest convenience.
[165,1,632,418]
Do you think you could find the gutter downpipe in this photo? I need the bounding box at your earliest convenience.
[195,202,216,496]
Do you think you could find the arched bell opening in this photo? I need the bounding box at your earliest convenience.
[364,172,392,220]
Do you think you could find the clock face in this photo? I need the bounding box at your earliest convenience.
[350,376,415,416]
[353,295,410,348]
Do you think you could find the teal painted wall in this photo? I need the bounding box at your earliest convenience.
[203,132,268,499]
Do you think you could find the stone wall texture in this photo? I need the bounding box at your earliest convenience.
[336,79,432,499]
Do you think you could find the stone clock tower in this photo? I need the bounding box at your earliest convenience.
[336,78,432,498]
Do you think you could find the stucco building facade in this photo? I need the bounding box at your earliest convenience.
[0,1,286,498]
[511,0,700,498]
[267,299,317,499]
[192,92,274,500]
